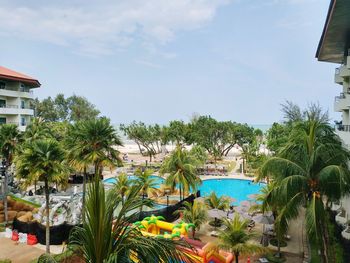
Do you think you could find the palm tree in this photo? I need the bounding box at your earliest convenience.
[23,118,52,194]
[205,191,230,211]
[250,182,288,257]
[69,178,193,262]
[258,115,350,263]
[218,214,266,263]
[0,124,21,224]
[160,145,201,200]
[14,139,68,254]
[174,200,208,239]
[113,173,131,204]
[24,118,50,142]
[67,118,123,178]
[134,168,157,214]
[65,118,123,219]
[135,168,157,197]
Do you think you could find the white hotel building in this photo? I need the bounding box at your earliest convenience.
[0,66,40,131]
[316,0,350,236]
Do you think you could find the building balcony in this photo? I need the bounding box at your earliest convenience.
[0,89,34,99]
[334,93,350,112]
[0,105,34,115]
[335,68,343,84]
[339,65,350,77]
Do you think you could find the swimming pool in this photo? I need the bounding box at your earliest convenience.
[198,179,263,204]
[103,175,165,188]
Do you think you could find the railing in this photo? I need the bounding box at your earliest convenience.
[0,104,18,109]
[335,93,346,102]
[336,124,350,132]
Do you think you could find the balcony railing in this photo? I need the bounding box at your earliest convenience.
[0,104,18,109]
[336,124,350,132]
[335,92,346,102]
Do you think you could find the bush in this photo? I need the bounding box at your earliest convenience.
[269,238,287,247]
[265,254,286,263]
[0,259,12,263]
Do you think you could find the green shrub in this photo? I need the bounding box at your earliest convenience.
[265,254,286,263]
[269,238,287,247]
[0,259,12,263]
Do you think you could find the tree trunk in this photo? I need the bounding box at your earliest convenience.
[82,168,87,221]
[321,228,329,263]
[277,239,281,257]
[3,169,8,225]
[179,185,182,201]
[44,179,50,254]
[34,180,37,194]
[235,252,239,263]
[136,142,143,155]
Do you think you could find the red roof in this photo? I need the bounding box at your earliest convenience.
[0,66,41,87]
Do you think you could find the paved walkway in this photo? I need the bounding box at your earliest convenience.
[0,237,43,263]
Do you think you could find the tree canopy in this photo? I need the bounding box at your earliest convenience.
[33,94,100,122]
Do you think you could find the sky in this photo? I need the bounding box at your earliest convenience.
[0,0,340,125]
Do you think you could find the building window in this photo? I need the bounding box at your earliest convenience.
[0,118,6,124]
[20,84,25,92]
[0,82,5,89]
[21,100,25,109]
[0,100,6,108]
[21,117,26,126]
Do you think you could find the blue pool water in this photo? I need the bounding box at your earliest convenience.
[198,179,264,204]
[104,176,263,203]
[103,175,165,188]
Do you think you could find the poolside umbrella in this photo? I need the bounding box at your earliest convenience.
[240,200,250,207]
[208,209,227,219]
[253,214,274,225]
[208,208,227,229]
[228,212,250,220]
[235,206,249,213]
[253,214,274,247]
[248,194,259,200]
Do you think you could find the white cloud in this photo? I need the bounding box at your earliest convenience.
[0,0,230,55]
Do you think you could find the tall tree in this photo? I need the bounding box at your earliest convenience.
[33,94,100,122]
[113,173,131,205]
[266,122,289,154]
[69,179,193,262]
[15,139,68,253]
[160,145,201,200]
[217,214,266,263]
[120,122,162,162]
[258,111,350,263]
[65,118,123,219]
[0,124,22,224]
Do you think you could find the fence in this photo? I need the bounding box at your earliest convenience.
[131,194,197,222]
[12,218,77,245]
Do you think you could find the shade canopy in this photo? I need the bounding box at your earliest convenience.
[253,214,274,225]
[208,209,227,219]
[316,0,350,63]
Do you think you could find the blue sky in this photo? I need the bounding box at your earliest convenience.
[0,0,339,125]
